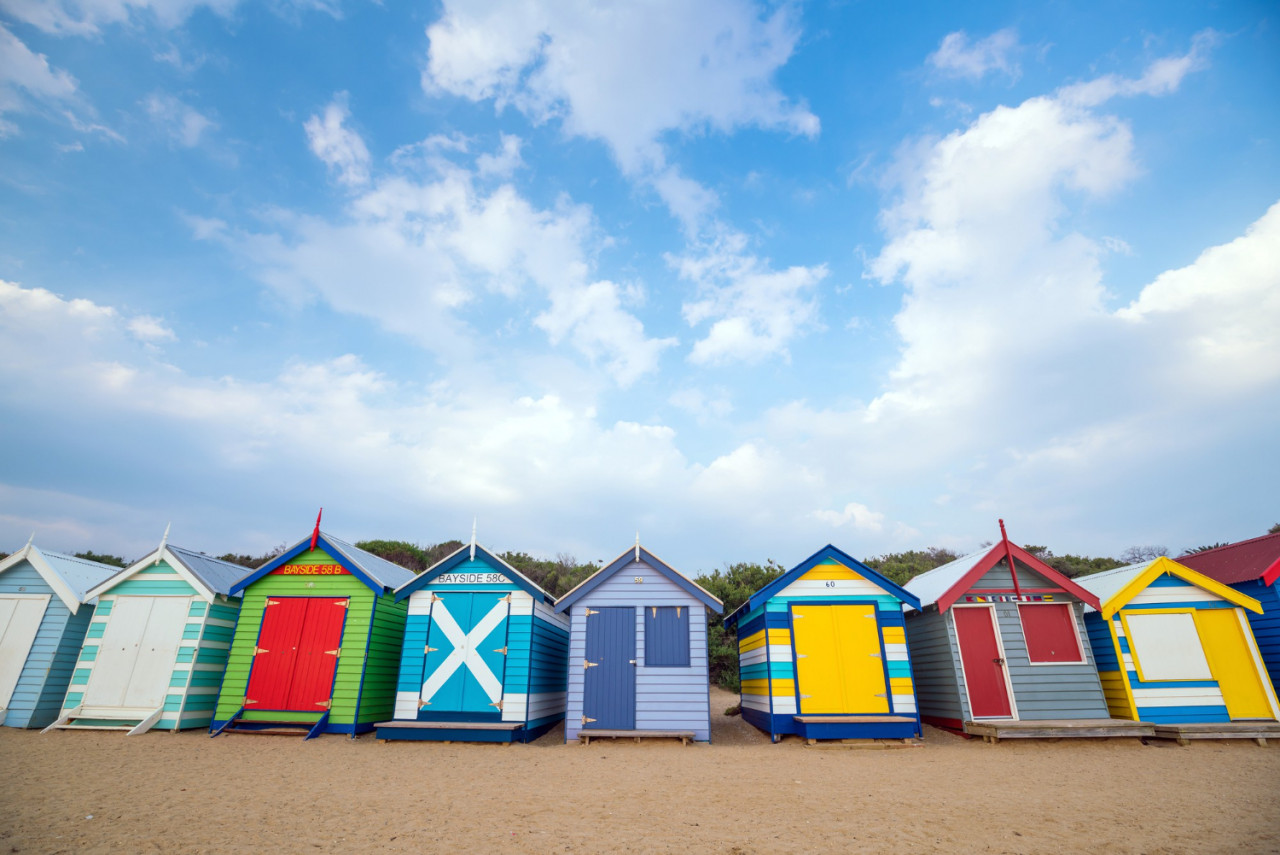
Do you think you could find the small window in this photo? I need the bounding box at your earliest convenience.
[644,606,690,667]
[1019,603,1084,663]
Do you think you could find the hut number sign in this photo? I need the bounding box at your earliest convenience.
[274,564,347,575]
[436,572,505,585]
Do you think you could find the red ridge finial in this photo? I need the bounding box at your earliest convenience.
[310,508,323,551]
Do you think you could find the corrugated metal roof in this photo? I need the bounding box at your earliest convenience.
[40,549,122,601]
[1178,533,1280,585]
[1072,560,1153,611]
[323,533,418,590]
[166,545,253,597]
[902,547,991,610]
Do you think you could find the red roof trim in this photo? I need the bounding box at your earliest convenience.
[937,541,1102,612]
[1263,555,1280,588]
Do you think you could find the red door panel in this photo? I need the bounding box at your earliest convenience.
[285,598,348,710]
[245,598,308,709]
[954,606,1012,718]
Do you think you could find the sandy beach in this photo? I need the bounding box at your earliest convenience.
[2,689,1277,854]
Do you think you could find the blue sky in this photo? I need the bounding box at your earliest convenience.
[1,0,1277,571]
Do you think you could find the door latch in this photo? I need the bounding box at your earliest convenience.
[993,657,1005,665]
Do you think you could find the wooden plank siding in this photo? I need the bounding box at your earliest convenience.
[565,559,712,743]
[1233,579,1280,694]
[904,607,966,724]
[213,548,388,734]
[989,601,1109,720]
[59,560,242,731]
[1,561,91,729]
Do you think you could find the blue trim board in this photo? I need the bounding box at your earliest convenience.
[230,534,384,595]
[394,545,553,604]
[555,546,721,612]
[723,544,921,630]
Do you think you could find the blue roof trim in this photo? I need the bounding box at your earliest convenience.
[394,545,553,604]
[554,546,721,613]
[229,533,384,595]
[722,544,921,631]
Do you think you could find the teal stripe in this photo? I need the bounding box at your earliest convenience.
[110,579,196,595]
[63,692,83,708]
[70,668,92,685]
[81,645,99,662]
[95,600,113,616]
[169,671,191,687]
[189,601,208,617]
[86,623,106,639]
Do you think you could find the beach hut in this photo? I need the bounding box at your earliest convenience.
[1077,556,1280,744]
[721,545,922,743]
[43,532,247,735]
[1178,533,1280,693]
[374,538,569,743]
[211,520,415,738]
[0,541,119,728]
[902,522,1149,741]
[555,542,722,744]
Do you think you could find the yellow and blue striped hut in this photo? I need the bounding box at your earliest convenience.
[1078,556,1280,741]
[722,545,922,742]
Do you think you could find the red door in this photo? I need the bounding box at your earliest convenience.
[245,597,348,712]
[954,606,1013,718]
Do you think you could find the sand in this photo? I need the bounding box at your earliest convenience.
[2,689,1277,854]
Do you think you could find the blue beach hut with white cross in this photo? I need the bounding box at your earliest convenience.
[374,538,569,743]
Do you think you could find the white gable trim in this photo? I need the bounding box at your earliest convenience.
[0,545,84,613]
[85,546,216,603]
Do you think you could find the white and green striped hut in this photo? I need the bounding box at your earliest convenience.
[45,533,249,735]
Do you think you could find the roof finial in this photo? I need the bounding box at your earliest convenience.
[635,531,640,561]
[998,518,1008,546]
[470,517,477,561]
[24,530,35,554]
[154,522,171,566]
[310,508,323,552]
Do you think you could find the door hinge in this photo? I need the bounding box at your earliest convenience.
[265,599,280,606]
[583,659,598,669]
[424,645,437,654]
[418,699,430,708]
[875,693,887,698]
[864,613,877,618]
[501,594,512,603]
[494,646,507,655]
[582,716,596,725]
[489,700,504,710]
[430,593,441,603]
[800,694,811,699]
[333,601,347,608]
[324,649,340,656]
[868,652,882,658]
[629,659,637,665]
[651,607,658,618]
[796,653,807,659]
[253,647,269,656]
[585,608,599,616]
[675,606,682,618]
[315,700,331,709]
[244,698,258,705]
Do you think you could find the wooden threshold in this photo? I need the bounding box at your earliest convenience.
[793,715,916,724]
[579,729,696,746]
[372,721,520,730]
[963,718,1154,743]
[1150,721,1280,746]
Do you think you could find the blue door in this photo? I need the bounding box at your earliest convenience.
[582,606,635,730]
[418,591,510,719]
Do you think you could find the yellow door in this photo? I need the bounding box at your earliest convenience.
[1194,609,1276,720]
[792,604,889,714]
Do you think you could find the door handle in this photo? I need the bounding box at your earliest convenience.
[993,657,1005,665]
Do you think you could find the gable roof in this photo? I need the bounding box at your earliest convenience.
[394,543,555,604]
[0,544,121,613]
[554,544,722,613]
[723,544,920,631]
[87,544,251,602]
[1074,555,1261,618]
[229,530,417,595]
[903,540,1102,612]
[1177,532,1280,587]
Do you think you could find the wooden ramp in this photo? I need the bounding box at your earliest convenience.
[41,705,165,736]
[963,718,1154,743]
[1149,721,1280,746]
[579,729,696,745]
[374,720,522,743]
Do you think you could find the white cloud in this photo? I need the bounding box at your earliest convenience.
[812,502,886,533]
[669,387,732,422]
[1060,30,1217,108]
[422,0,817,175]
[0,0,337,36]
[127,314,177,342]
[673,231,827,365]
[144,91,214,147]
[304,92,370,187]
[0,23,77,136]
[475,133,523,178]
[928,28,1021,81]
[204,141,673,385]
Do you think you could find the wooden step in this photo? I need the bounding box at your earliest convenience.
[963,718,1154,742]
[794,715,916,724]
[579,729,696,745]
[372,721,520,730]
[1150,721,1280,746]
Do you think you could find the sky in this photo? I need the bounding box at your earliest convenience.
[0,0,1277,572]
